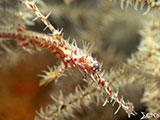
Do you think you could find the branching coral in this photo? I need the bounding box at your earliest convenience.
[0,0,160,120]
[0,0,136,118]
[112,0,160,15]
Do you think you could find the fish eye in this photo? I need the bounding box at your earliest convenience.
[93,63,100,71]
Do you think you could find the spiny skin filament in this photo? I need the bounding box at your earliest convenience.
[0,0,136,117]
